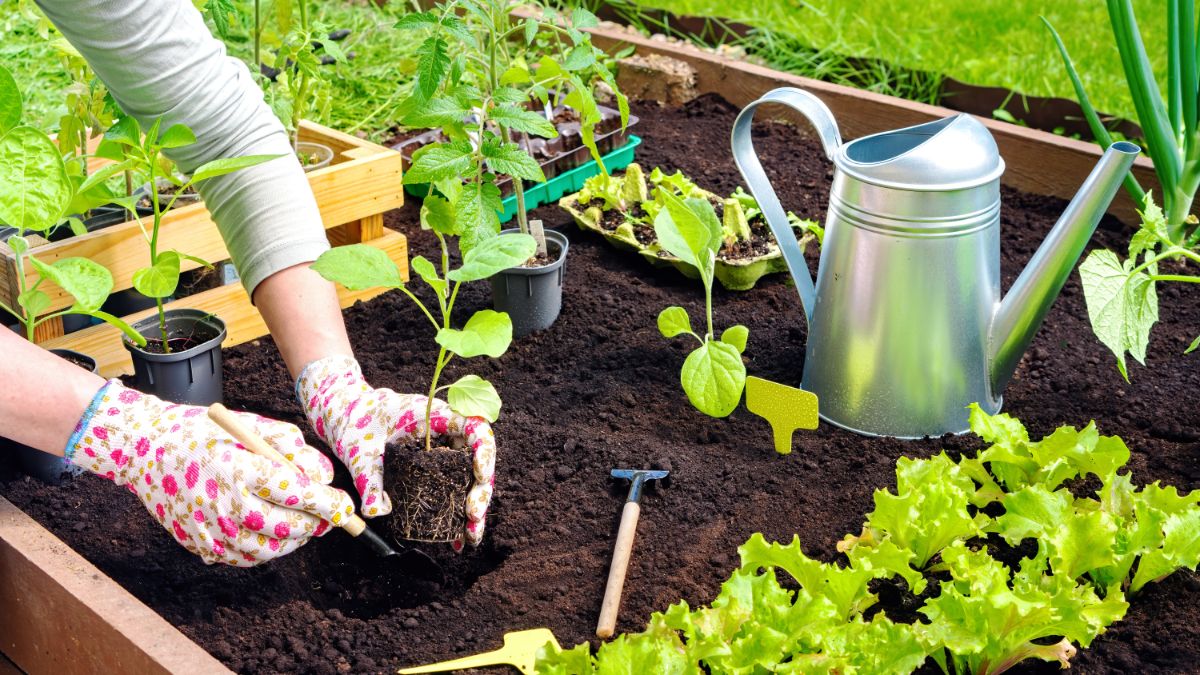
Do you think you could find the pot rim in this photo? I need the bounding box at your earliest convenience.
[123,308,227,363]
[497,227,569,275]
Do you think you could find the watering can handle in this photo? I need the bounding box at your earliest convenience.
[730,88,841,322]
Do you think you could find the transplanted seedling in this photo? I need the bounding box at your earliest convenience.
[96,116,281,351]
[313,229,537,450]
[654,191,748,417]
[0,65,142,345]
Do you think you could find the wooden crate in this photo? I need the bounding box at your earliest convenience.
[0,497,232,674]
[0,121,408,377]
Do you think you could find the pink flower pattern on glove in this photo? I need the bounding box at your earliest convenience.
[67,380,356,567]
[296,355,496,549]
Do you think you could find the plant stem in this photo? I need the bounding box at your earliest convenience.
[253,0,261,72]
[1149,273,1200,282]
[11,245,32,342]
[148,149,171,353]
[704,266,715,340]
[424,348,451,452]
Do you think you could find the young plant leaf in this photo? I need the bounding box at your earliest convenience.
[420,195,457,235]
[404,141,474,184]
[481,138,545,182]
[0,65,21,134]
[489,105,557,138]
[653,190,721,274]
[414,36,450,101]
[0,126,72,233]
[1079,249,1158,380]
[721,325,749,354]
[448,233,537,282]
[454,179,503,251]
[104,115,141,147]
[403,96,471,128]
[190,154,282,183]
[17,288,49,318]
[410,255,446,296]
[30,257,115,312]
[435,309,513,358]
[446,374,502,422]
[657,306,692,338]
[158,124,196,149]
[132,250,182,299]
[680,340,746,418]
[312,244,404,290]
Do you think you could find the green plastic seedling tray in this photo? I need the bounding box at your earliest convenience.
[404,136,642,224]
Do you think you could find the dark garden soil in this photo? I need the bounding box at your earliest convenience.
[3,95,1200,674]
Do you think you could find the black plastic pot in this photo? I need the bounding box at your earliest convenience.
[490,228,569,338]
[5,349,98,484]
[124,309,226,406]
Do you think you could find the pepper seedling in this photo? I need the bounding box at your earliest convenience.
[313,225,537,451]
[0,66,142,345]
[654,191,748,417]
[96,116,281,351]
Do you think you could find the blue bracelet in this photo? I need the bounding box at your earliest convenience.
[63,380,116,462]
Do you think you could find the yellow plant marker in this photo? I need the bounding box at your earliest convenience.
[745,376,819,454]
[397,628,560,674]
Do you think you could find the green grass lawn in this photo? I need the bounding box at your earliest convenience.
[0,0,419,143]
[0,0,1174,134]
[632,0,1170,122]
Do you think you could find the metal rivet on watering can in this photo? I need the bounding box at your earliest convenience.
[745,376,819,454]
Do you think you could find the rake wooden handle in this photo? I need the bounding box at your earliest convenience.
[206,403,366,537]
[596,500,641,639]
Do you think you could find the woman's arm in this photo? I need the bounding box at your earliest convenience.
[0,329,104,454]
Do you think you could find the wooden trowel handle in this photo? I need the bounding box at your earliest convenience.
[207,403,368,536]
[596,501,641,638]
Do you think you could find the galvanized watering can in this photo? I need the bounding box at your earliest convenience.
[731,88,1140,438]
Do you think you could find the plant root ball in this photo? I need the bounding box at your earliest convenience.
[383,438,473,544]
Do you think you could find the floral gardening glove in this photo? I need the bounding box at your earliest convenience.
[66,380,356,567]
[297,355,496,551]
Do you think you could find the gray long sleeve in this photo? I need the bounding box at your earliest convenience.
[35,0,330,297]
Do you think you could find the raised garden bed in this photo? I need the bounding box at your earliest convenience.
[0,121,409,377]
[1,93,1198,674]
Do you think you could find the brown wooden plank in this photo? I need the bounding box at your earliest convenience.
[39,228,409,377]
[1,127,404,314]
[0,497,231,675]
[583,23,1165,227]
[31,317,64,343]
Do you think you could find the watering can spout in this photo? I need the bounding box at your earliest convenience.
[989,141,1140,394]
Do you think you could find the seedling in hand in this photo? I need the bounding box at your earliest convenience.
[96,116,280,351]
[654,191,748,417]
[313,228,536,451]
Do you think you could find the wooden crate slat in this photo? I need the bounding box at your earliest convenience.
[39,228,408,378]
[0,497,232,675]
[1,123,403,315]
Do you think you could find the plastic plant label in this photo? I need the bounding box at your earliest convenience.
[745,376,819,454]
[530,218,547,257]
